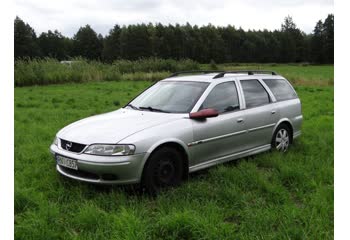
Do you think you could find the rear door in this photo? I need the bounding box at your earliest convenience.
[238,79,279,149]
[190,81,247,166]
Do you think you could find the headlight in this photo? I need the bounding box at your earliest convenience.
[84,144,136,156]
[53,136,58,146]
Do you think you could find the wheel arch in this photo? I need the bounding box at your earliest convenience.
[272,118,294,143]
[140,139,190,181]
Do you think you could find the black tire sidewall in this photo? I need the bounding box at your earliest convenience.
[142,147,183,194]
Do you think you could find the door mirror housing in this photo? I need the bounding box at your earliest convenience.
[189,108,219,119]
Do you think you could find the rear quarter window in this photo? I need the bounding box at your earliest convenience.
[263,79,297,101]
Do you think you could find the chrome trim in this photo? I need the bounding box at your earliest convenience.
[293,130,302,139]
[247,123,276,133]
[188,130,247,146]
[294,115,303,121]
[58,138,89,154]
[78,160,131,166]
[187,123,275,146]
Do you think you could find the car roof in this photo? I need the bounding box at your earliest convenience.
[161,73,284,83]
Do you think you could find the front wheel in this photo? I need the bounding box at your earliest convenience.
[272,124,292,152]
[141,147,183,194]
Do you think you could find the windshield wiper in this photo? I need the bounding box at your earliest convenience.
[139,106,169,113]
[126,104,140,110]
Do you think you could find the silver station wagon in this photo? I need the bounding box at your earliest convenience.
[50,70,302,193]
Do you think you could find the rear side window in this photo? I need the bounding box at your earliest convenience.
[263,79,297,101]
[201,82,240,113]
[241,80,270,108]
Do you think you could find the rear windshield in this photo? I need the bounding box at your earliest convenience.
[263,79,297,101]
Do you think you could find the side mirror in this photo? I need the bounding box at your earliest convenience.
[189,108,219,119]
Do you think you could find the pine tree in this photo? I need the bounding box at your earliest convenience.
[311,20,325,63]
[14,16,41,59]
[72,25,102,60]
[102,25,122,62]
[323,14,334,63]
[38,30,71,60]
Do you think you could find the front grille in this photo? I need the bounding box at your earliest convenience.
[60,139,86,153]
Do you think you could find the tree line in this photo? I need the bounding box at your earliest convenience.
[14,14,333,64]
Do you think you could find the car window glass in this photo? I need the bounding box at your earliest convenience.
[263,79,297,101]
[130,81,209,113]
[201,82,240,113]
[241,80,270,108]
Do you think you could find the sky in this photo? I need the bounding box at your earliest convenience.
[15,0,334,37]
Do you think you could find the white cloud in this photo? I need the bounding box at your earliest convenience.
[15,0,334,37]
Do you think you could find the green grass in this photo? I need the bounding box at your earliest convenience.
[215,64,334,86]
[15,79,333,239]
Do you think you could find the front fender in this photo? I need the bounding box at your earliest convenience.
[118,118,194,179]
[133,138,190,181]
[146,138,189,155]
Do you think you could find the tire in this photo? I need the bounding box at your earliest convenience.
[141,147,183,195]
[272,123,292,152]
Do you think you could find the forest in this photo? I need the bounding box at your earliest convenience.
[14,14,333,64]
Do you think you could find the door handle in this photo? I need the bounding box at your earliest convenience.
[237,118,244,123]
[271,110,276,114]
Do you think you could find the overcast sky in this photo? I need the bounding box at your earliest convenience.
[15,0,334,37]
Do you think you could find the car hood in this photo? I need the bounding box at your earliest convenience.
[57,109,185,144]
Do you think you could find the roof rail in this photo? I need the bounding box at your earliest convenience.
[212,70,277,79]
[168,70,224,78]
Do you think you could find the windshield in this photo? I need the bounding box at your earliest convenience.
[128,81,209,113]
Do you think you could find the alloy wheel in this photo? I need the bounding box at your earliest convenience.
[275,128,289,152]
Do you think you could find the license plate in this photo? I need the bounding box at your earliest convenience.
[56,155,78,170]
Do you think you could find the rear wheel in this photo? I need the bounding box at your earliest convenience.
[272,124,292,152]
[141,147,183,194]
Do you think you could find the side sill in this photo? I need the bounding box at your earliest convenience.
[189,144,271,173]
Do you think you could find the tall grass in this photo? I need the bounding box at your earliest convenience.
[15,59,333,87]
[113,58,200,73]
[14,58,200,86]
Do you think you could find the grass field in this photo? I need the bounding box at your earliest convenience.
[14,66,334,239]
[216,64,334,86]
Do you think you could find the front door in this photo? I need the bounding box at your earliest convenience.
[189,81,247,166]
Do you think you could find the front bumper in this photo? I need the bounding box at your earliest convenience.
[50,144,146,185]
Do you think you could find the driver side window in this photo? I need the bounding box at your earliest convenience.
[201,82,240,113]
